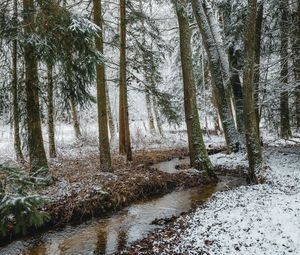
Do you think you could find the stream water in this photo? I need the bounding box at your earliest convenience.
[1,157,245,255]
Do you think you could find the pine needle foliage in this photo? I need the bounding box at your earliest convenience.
[0,165,50,236]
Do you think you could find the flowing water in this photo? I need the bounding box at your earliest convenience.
[1,157,245,255]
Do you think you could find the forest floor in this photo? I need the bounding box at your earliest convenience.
[123,145,300,255]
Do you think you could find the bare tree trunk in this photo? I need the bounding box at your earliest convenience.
[119,0,132,161]
[205,1,245,141]
[70,96,81,139]
[23,0,48,173]
[153,99,163,136]
[175,1,214,175]
[12,0,24,163]
[191,0,240,152]
[280,1,292,139]
[93,0,112,171]
[293,0,300,129]
[228,48,245,140]
[243,0,262,183]
[106,84,115,140]
[254,3,264,134]
[47,64,57,158]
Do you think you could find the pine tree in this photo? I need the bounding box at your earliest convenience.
[93,0,112,171]
[47,64,57,158]
[23,0,48,173]
[12,0,24,163]
[119,0,133,162]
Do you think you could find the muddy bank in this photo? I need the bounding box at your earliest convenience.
[0,147,225,246]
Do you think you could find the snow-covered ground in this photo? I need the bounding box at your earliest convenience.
[0,122,225,163]
[148,146,300,255]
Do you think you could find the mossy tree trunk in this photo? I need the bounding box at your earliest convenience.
[119,0,132,161]
[93,0,112,171]
[23,0,48,173]
[243,0,263,183]
[279,1,292,139]
[175,1,214,175]
[191,0,240,152]
[47,64,57,158]
[12,0,24,163]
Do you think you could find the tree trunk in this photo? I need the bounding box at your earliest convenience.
[106,84,116,140]
[153,98,163,136]
[12,0,24,163]
[243,0,262,183]
[93,0,112,171]
[175,1,214,175]
[23,0,48,173]
[70,96,81,139]
[119,0,132,161]
[280,1,292,139]
[191,0,240,152]
[204,1,245,141]
[293,0,300,129]
[254,3,264,134]
[145,91,155,133]
[228,48,245,140]
[47,64,57,158]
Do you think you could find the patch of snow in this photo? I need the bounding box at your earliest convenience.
[149,147,300,255]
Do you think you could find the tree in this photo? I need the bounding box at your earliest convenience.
[23,0,48,173]
[119,0,133,161]
[12,0,24,162]
[254,3,264,134]
[191,0,240,152]
[174,0,214,175]
[279,0,292,139]
[292,0,300,129]
[93,0,112,171]
[243,0,262,183]
[47,64,57,158]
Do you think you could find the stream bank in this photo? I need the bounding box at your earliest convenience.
[0,147,227,247]
[0,151,247,255]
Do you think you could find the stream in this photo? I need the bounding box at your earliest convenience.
[1,157,246,255]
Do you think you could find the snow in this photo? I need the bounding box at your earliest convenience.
[0,122,225,163]
[151,147,300,255]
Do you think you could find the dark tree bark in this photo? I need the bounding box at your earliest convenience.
[12,0,24,163]
[228,48,245,139]
[293,0,300,129]
[254,3,264,134]
[119,0,132,161]
[47,64,57,158]
[243,0,262,183]
[23,0,48,173]
[93,0,112,171]
[279,1,292,139]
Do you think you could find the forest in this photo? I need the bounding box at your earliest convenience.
[0,0,300,254]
